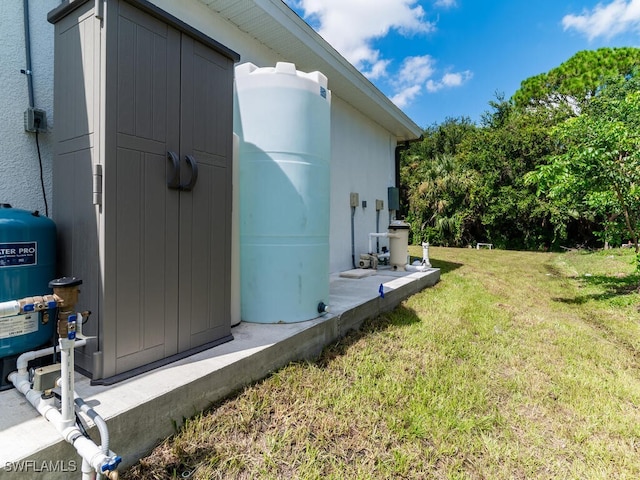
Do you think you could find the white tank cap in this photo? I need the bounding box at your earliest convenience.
[235,62,258,76]
[235,61,329,90]
[275,62,297,75]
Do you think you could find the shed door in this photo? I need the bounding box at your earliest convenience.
[177,36,233,351]
[112,3,232,375]
[113,3,181,373]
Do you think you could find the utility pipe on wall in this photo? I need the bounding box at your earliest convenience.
[351,205,356,268]
[375,209,380,253]
[22,0,35,108]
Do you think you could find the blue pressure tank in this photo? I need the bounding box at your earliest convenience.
[0,204,56,358]
[234,62,331,323]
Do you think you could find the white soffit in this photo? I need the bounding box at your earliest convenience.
[199,0,423,141]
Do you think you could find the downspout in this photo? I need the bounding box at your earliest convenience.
[394,136,423,220]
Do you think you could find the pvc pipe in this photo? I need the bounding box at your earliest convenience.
[8,371,120,475]
[0,300,20,318]
[15,338,87,373]
[404,264,430,272]
[60,338,75,428]
[81,458,94,480]
[368,232,399,255]
[9,332,115,478]
[421,242,431,267]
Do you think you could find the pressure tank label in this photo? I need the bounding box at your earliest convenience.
[0,314,38,339]
[0,242,37,267]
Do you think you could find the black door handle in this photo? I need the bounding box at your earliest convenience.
[180,155,199,191]
[167,151,181,190]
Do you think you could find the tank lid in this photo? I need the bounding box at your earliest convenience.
[389,220,410,230]
[0,204,12,208]
[235,62,329,90]
[49,277,83,288]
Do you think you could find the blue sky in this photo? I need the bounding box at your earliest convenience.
[283,0,640,129]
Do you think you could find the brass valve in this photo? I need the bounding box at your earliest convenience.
[48,277,83,340]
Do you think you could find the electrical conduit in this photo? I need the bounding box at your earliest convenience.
[351,206,356,268]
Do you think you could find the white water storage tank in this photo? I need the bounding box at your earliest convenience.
[234,62,331,323]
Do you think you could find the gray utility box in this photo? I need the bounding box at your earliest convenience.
[48,0,239,383]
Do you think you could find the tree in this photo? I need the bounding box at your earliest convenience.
[403,152,476,246]
[461,97,562,249]
[530,72,640,251]
[513,47,640,113]
[401,118,477,245]
[401,50,639,251]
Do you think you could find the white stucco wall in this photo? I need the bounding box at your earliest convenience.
[330,98,397,273]
[0,1,57,213]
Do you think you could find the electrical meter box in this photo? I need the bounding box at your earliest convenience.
[388,187,400,211]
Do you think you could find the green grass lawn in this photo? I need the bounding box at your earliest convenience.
[123,247,640,479]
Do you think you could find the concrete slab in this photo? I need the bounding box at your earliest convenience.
[0,267,440,479]
[339,268,377,278]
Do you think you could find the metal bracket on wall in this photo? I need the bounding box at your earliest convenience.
[92,164,103,206]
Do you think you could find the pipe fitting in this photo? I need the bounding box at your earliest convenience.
[404,264,430,272]
[105,469,120,479]
[15,338,87,373]
[317,302,330,314]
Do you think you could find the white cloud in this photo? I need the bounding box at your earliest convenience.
[395,55,437,86]
[562,0,640,40]
[426,70,473,92]
[390,55,436,107]
[390,56,472,108]
[287,0,435,78]
[434,0,457,8]
[391,85,423,108]
[285,0,471,110]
